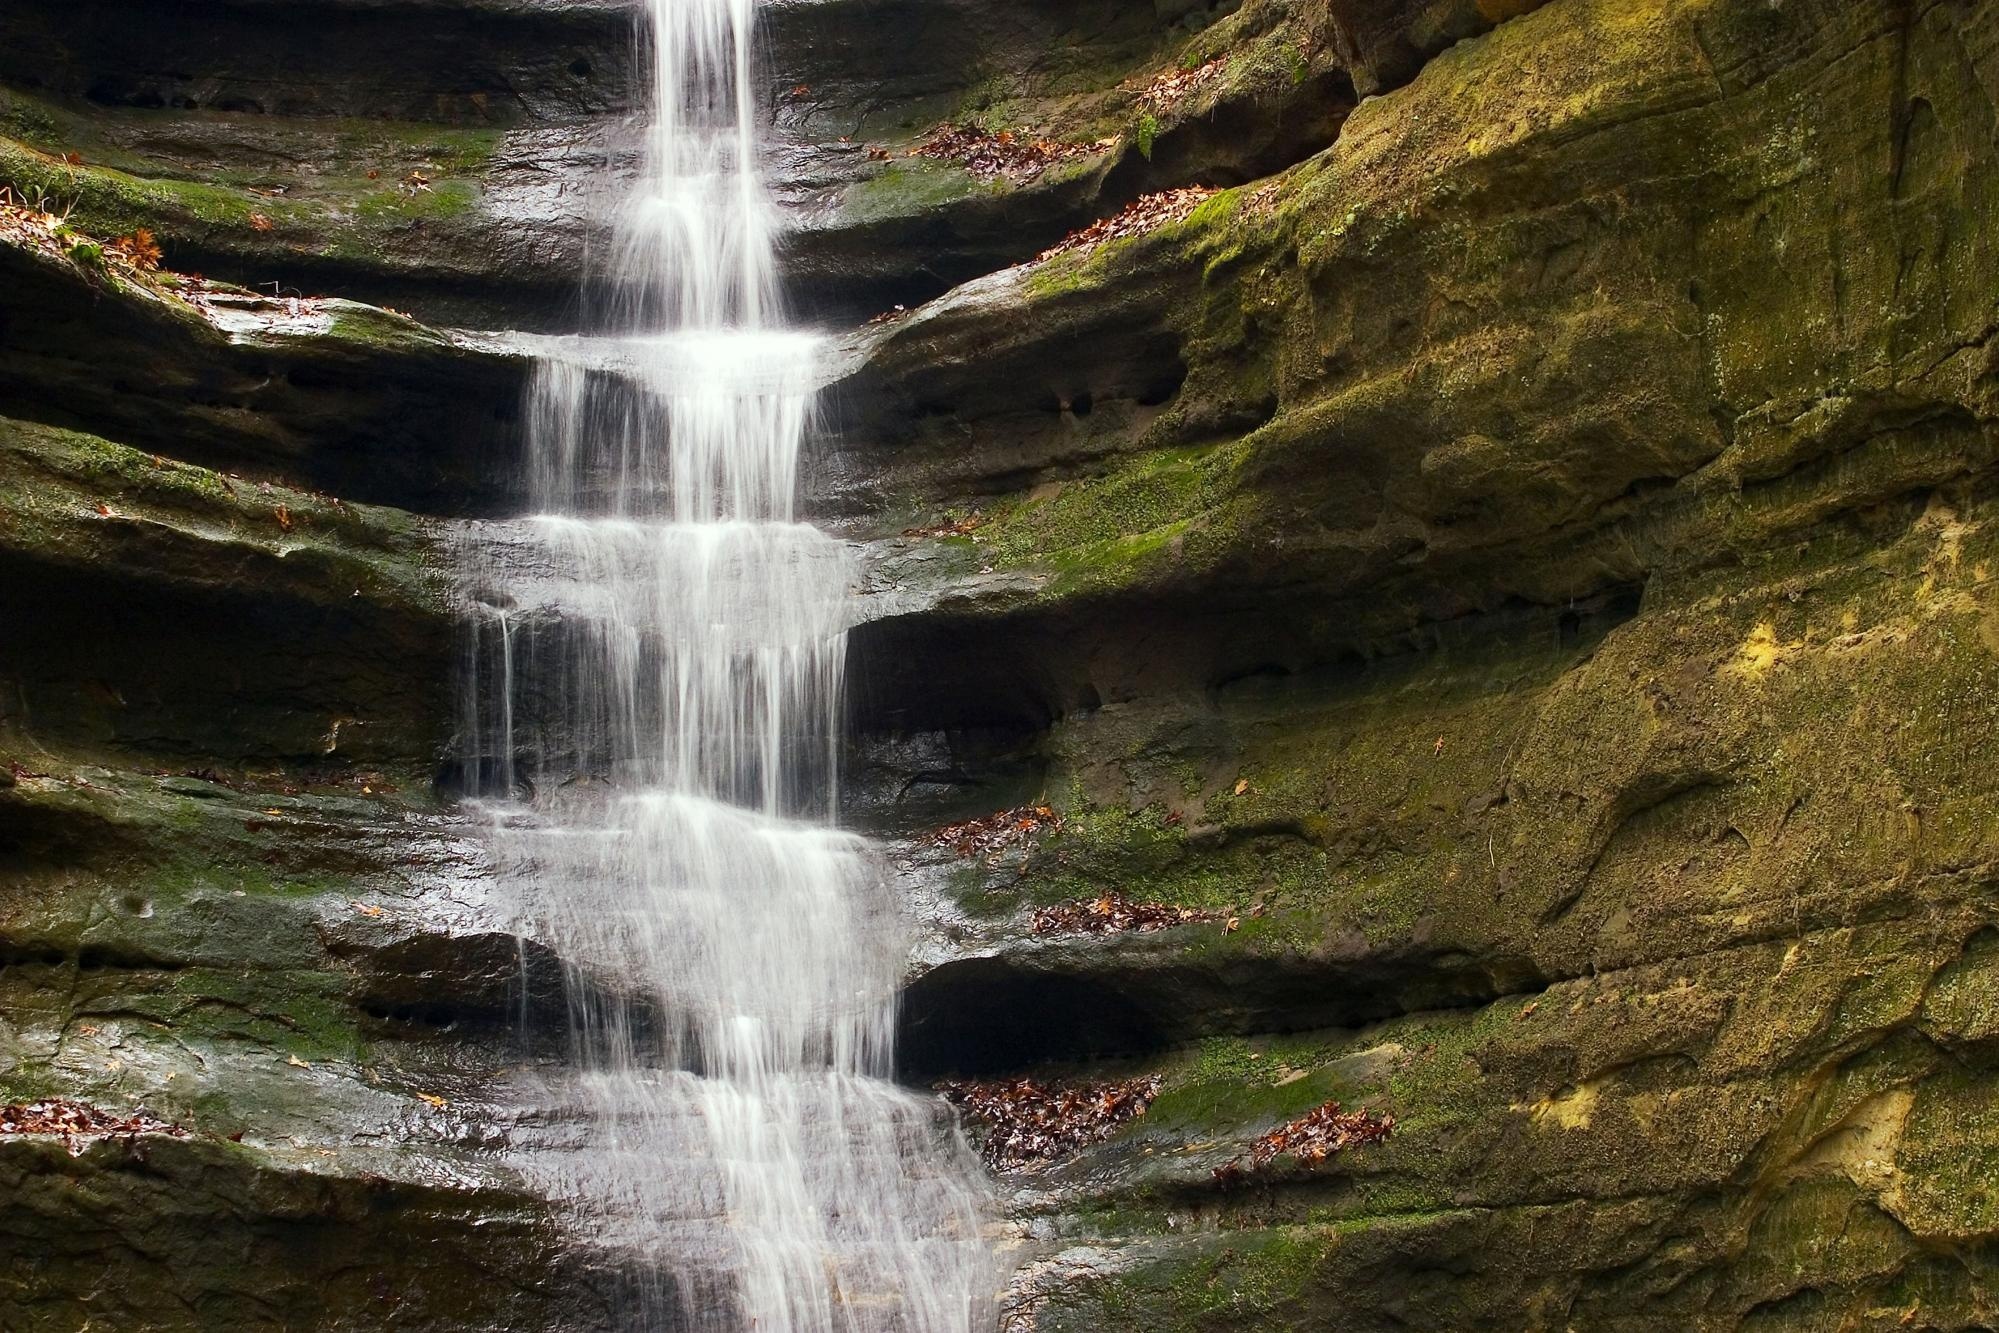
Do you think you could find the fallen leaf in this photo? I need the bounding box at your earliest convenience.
[110,228,163,272]
[0,1098,187,1155]
[248,213,273,232]
[285,1055,311,1070]
[939,1075,1162,1169]
[417,1092,448,1110]
[908,122,1106,183]
[95,502,113,517]
[1130,56,1226,115]
[351,901,385,918]
[933,804,1062,865]
[1212,1100,1393,1186]
[274,504,292,531]
[1032,891,1224,937]
[1038,185,1219,263]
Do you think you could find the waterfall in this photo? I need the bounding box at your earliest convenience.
[457,1,994,1327]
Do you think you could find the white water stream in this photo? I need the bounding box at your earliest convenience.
[458,2,994,1327]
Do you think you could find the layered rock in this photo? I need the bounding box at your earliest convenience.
[1,0,1996,1328]
[831,0,1999,1325]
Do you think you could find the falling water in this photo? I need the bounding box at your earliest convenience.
[458,2,993,1327]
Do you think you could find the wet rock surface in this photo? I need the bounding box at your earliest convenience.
[1,0,1997,1327]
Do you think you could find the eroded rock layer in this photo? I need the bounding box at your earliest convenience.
[1,0,1995,1328]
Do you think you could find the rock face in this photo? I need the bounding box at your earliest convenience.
[2,0,1997,1329]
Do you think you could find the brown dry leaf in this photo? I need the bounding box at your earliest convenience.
[274,504,293,531]
[417,1092,448,1110]
[932,804,1061,866]
[907,123,1105,183]
[110,228,163,272]
[248,213,273,233]
[1212,1100,1393,1186]
[939,1075,1162,1169]
[1031,891,1224,937]
[0,1098,188,1156]
[1132,56,1226,114]
[1037,186,1218,263]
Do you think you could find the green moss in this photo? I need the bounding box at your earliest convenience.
[0,414,445,617]
[1894,1067,1999,1237]
[1139,1033,1367,1135]
[354,180,476,222]
[154,968,370,1063]
[0,88,61,148]
[972,440,1254,601]
[1065,1228,1341,1333]
[0,123,505,287]
[1136,113,1161,159]
[842,161,985,225]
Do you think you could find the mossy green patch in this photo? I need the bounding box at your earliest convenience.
[0,414,444,614]
[970,440,1255,601]
[842,161,987,226]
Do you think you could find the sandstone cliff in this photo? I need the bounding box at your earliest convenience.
[1,0,1994,1328]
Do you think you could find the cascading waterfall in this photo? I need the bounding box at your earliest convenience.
[457,2,994,1327]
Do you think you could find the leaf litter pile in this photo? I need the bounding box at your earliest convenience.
[1031,891,1225,936]
[0,1099,188,1157]
[939,1076,1162,1169]
[932,804,1062,865]
[1212,1100,1393,1186]
[907,124,1110,182]
[1133,57,1227,113]
[1039,186,1220,262]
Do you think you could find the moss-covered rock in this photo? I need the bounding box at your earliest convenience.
[0,224,530,512]
[0,414,452,762]
[832,0,1999,1324]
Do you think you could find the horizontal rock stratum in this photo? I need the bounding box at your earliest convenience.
[1,0,1996,1328]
